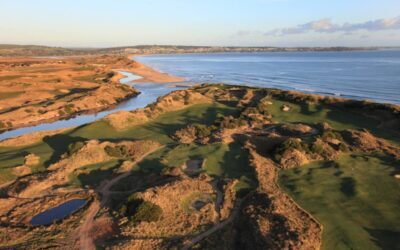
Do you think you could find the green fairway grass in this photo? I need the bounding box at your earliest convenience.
[69,159,121,187]
[0,142,56,185]
[69,102,239,143]
[278,153,400,250]
[110,142,256,193]
[0,102,238,185]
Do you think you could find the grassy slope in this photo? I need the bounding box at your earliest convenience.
[279,153,400,250]
[0,102,238,185]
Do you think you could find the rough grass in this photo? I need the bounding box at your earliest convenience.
[0,91,24,100]
[73,74,105,83]
[278,153,400,250]
[71,66,95,72]
[0,75,22,81]
[181,192,215,213]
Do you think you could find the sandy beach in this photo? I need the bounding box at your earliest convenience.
[128,55,185,83]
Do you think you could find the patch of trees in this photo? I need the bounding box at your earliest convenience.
[119,193,163,223]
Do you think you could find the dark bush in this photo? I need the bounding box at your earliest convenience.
[132,201,163,223]
[104,145,128,158]
[58,109,66,116]
[193,124,212,138]
[321,130,343,141]
[310,143,324,155]
[217,116,242,129]
[172,95,181,101]
[242,107,259,115]
[106,71,115,78]
[338,143,349,152]
[64,104,75,114]
[274,138,309,161]
[122,195,163,223]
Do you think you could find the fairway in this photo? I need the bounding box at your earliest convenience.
[0,102,238,185]
[278,153,400,250]
[70,102,239,143]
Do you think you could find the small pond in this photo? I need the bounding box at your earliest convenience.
[29,199,87,226]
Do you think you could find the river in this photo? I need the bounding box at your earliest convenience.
[0,72,183,141]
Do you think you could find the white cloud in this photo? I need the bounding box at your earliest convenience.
[265,16,400,36]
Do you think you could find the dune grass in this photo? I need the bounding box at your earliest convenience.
[278,153,400,250]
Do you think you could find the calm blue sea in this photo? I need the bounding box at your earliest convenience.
[136,50,400,104]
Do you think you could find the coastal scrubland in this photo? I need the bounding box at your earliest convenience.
[0,55,140,132]
[0,55,183,133]
[0,84,399,249]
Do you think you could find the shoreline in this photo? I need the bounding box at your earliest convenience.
[1,54,399,143]
[127,55,185,83]
[133,52,400,105]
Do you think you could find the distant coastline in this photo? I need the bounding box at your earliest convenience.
[0,44,393,57]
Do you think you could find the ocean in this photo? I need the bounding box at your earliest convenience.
[136,50,400,104]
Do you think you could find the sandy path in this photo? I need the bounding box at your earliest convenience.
[78,146,164,250]
[212,179,224,223]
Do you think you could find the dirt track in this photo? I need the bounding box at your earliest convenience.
[78,146,164,250]
[182,198,244,250]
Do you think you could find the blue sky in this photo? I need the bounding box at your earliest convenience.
[0,0,399,47]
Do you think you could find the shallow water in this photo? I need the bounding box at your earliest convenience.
[0,71,183,141]
[29,199,87,226]
[136,50,400,104]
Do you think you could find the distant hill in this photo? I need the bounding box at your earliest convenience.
[0,44,89,56]
[0,44,380,57]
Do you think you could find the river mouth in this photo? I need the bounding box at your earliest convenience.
[29,199,87,226]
